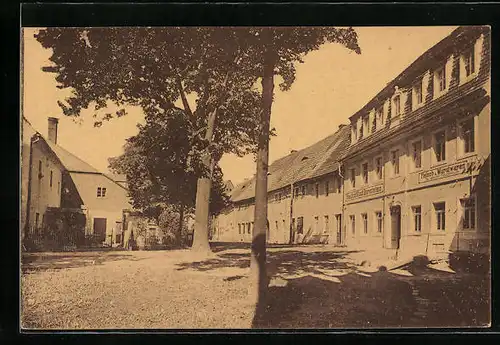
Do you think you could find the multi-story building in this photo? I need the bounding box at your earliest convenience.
[214,26,491,260]
[214,124,350,244]
[341,26,490,259]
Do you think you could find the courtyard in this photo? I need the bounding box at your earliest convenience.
[21,243,490,329]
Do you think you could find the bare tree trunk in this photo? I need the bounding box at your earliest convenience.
[249,53,275,316]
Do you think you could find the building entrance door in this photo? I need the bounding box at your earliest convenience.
[93,218,107,243]
[335,214,343,245]
[390,206,401,249]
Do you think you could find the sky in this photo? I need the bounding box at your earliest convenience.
[22,26,457,186]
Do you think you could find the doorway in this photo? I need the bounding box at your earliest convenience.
[390,206,401,249]
[93,218,107,243]
[335,214,343,245]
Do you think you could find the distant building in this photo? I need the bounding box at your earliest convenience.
[214,26,491,260]
[21,116,133,246]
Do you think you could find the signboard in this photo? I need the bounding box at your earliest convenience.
[346,184,384,201]
[418,157,483,184]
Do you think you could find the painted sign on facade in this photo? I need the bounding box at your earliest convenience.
[418,156,483,183]
[346,183,384,202]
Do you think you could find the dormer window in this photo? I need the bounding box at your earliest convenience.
[413,79,423,107]
[352,123,358,143]
[363,116,370,137]
[464,47,475,77]
[435,66,447,92]
[374,107,383,131]
[393,95,401,117]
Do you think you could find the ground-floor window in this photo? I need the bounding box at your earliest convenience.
[362,213,368,234]
[238,223,241,234]
[461,197,476,230]
[434,202,446,231]
[412,206,422,232]
[248,222,252,234]
[324,215,329,234]
[375,211,383,233]
[350,215,355,235]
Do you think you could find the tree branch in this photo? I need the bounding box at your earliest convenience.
[176,76,193,118]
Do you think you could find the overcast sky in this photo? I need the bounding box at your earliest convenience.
[23,26,457,186]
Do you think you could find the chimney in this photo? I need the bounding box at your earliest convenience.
[48,117,59,144]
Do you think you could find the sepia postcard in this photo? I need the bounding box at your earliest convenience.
[20,26,491,330]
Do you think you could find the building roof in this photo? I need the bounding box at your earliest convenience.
[44,139,101,174]
[106,173,128,183]
[230,124,351,202]
[342,26,490,160]
[348,26,487,123]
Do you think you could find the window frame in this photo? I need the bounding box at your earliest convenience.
[390,149,400,177]
[375,211,383,235]
[410,137,423,171]
[361,213,368,235]
[392,95,401,118]
[350,215,356,236]
[362,162,369,185]
[463,46,476,78]
[433,201,446,232]
[413,78,424,109]
[412,205,422,233]
[457,116,476,158]
[432,128,447,166]
[459,195,477,231]
[374,156,383,181]
[435,65,447,94]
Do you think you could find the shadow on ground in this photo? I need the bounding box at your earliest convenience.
[177,243,490,328]
[21,252,144,273]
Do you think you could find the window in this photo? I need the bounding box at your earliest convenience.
[411,140,422,169]
[315,183,319,198]
[350,168,356,188]
[297,217,304,234]
[391,150,400,175]
[248,223,251,234]
[350,215,356,235]
[352,124,358,142]
[38,160,42,179]
[35,212,40,230]
[412,206,422,232]
[292,218,296,232]
[294,187,300,199]
[301,185,306,196]
[335,176,341,193]
[362,163,368,184]
[359,120,364,139]
[324,215,329,233]
[393,96,401,117]
[325,181,329,197]
[97,187,107,198]
[414,79,423,105]
[362,213,368,234]
[50,171,53,188]
[363,116,369,136]
[434,202,446,231]
[460,118,475,154]
[375,211,383,233]
[464,47,475,77]
[434,131,446,162]
[436,66,446,92]
[375,107,384,130]
[375,157,383,180]
[461,198,476,230]
[238,223,241,234]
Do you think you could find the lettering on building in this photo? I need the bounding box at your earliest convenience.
[418,157,483,183]
[346,184,384,201]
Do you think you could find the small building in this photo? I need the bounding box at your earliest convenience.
[21,116,133,247]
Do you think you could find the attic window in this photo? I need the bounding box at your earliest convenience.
[97,187,107,198]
